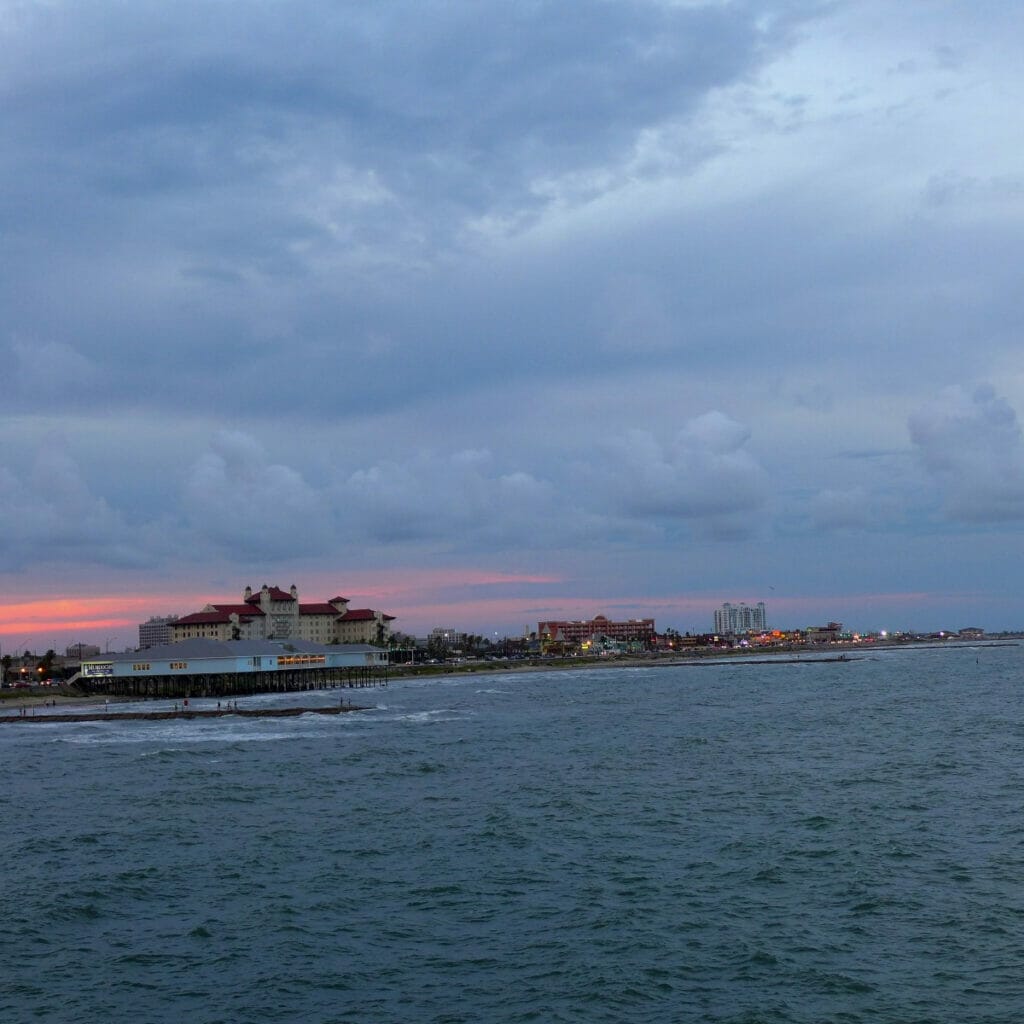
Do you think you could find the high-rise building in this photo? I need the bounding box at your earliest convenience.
[66,642,101,659]
[713,601,767,635]
[138,615,178,649]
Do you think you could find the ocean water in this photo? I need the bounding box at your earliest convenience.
[2,645,1023,1024]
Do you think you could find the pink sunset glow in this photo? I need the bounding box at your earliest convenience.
[0,571,971,654]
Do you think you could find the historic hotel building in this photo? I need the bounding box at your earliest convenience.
[168,584,395,646]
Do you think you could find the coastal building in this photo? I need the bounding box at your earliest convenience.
[426,628,461,652]
[805,622,844,643]
[77,637,388,698]
[538,615,656,648]
[168,584,395,646]
[713,602,767,635]
[429,628,459,644]
[65,642,101,659]
[138,615,179,649]
[334,607,396,644]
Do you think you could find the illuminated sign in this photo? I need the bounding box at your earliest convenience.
[277,655,326,666]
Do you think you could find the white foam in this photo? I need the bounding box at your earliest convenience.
[392,708,472,724]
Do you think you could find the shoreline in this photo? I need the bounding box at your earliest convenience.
[390,639,1018,680]
[0,692,136,711]
[1,639,1013,716]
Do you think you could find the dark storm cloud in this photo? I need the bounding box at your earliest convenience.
[166,410,772,565]
[2,1,777,219]
[593,415,768,526]
[338,449,562,547]
[910,385,1024,523]
[0,0,801,416]
[182,431,334,558]
[4,0,1024,632]
[0,440,159,571]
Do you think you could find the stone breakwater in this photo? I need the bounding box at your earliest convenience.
[0,705,366,725]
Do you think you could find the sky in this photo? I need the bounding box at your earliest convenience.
[3,0,1024,651]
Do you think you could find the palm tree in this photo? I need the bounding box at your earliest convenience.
[36,649,56,678]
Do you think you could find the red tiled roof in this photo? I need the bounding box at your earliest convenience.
[245,586,295,603]
[175,613,223,625]
[176,610,253,626]
[177,603,262,626]
[339,608,395,621]
[299,603,342,615]
[214,604,264,616]
[339,608,376,621]
[328,596,349,604]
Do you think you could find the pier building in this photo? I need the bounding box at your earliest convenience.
[77,638,388,699]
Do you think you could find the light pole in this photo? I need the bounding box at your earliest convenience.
[9,637,32,683]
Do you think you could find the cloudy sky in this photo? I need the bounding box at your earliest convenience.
[3,0,1023,650]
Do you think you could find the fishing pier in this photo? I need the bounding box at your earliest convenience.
[72,637,390,702]
[78,662,386,701]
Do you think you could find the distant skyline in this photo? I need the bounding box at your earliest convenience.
[0,575,996,654]
[3,2,1024,647]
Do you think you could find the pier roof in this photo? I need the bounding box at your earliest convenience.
[88,638,384,663]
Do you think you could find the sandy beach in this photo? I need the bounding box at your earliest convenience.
[0,691,132,712]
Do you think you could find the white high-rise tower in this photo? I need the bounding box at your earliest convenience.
[714,601,767,634]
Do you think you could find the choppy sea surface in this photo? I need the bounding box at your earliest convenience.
[3,644,1024,1024]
